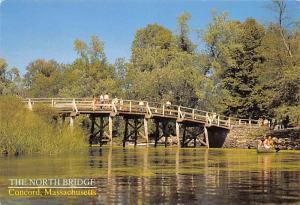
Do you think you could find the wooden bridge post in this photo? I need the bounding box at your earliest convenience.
[154,120,159,147]
[204,126,209,148]
[164,122,169,147]
[123,118,129,147]
[134,118,138,147]
[122,117,145,147]
[108,116,113,146]
[182,125,186,147]
[89,116,95,145]
[99,117,104,146]
[144,118,149,147]
[176,122,180,148]
[194,131,197,147]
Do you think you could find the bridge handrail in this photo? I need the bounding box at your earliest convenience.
[23,98,261,128]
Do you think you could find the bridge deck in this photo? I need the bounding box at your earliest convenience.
[24,98,260,130]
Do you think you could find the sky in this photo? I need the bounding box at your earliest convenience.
[0,0,299,75]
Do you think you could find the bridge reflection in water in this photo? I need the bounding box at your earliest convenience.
[24,98,261,148]
[88,147,300,205]
[1,147,300,204]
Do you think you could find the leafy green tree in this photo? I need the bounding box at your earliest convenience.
[0,58,22,96]
[127,23,206,107]
[131,24,178,72]
[59,35,120,97]
[202,14,267,118]
[176,12,196,53]
[24,59,63,97]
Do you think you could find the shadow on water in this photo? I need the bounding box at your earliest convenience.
[0,147,300,205]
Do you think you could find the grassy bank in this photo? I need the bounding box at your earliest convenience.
[0,96,87,155]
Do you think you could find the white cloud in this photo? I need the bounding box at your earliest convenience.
[0,0,5,6]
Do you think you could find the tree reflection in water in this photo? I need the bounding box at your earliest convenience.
[0,148,299,205]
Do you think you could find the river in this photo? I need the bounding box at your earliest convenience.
[1,147,300,205]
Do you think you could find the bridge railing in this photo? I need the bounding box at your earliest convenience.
[147,102,180,118]
[228,117,260,127]
[23,98,261,129]
[179,106,230,127]
[116,100,148,114]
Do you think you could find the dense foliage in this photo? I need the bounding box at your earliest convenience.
[1,1,300,124]
[0,96,87,155]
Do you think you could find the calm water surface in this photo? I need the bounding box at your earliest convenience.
[0,147,300,205]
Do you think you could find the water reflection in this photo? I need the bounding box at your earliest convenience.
[0,148,300,205]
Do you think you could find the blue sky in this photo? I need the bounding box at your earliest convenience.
[0,0,299,75]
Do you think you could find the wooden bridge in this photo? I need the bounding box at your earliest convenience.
[24,98,260,148]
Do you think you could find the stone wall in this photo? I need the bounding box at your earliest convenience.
[222,126,300,150]
[267,129,300,150]
[222,126,268,148]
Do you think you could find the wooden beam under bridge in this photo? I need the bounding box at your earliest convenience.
[89,114,113,146]
[122,116,149,147]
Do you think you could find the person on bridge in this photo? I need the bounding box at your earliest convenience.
[139,101,145,112]
[166,101,171,114]
[104,94,109,102]
[99,95,104,109]
[100,95,104,103]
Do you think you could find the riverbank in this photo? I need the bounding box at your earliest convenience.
[223,126,300,150]
[0,96,87,155]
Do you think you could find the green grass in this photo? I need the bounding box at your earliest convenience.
[0,96,87,155]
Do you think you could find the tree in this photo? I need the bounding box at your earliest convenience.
[271,0,293,58]
[176,12,195,53]
[0,58,22,96]
[202,14,267,118]
[127,23,206,107]
[131,24,178,72]
[59,35,119,97]
[24,59,63,97]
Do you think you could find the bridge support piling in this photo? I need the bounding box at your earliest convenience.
[134,118,138,146]
[204,126,209,148]
[163,121,168,147]
[153,120,172,147]
[176,122,180,148]
[123,118,129,147]
[180,124,208,148]
[99,117,104,146]
[154,120,159,147]
[108,116,113,146]
[89,115,112,146]
[182,126,187,147]
[122,117,144,147]
[144,118,149,147]
[89,116,95,146]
